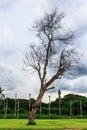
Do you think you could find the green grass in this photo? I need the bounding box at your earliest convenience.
[0,119,87,130]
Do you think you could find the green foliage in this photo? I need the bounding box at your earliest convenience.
[0,93,87,119]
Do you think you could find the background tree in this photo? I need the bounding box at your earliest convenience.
[24,9,81,124]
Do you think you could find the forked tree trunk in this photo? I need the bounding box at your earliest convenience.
[29,88,45,124]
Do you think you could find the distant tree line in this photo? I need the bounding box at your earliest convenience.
[0,94,87,119]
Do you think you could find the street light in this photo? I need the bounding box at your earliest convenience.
[48,95,51,119]
[58,89,61,116]
[40,100,42,118]
[29,94,31,114]
[15,93,17,118]
[17,98,19,119]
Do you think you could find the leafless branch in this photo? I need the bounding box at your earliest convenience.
[46,86,55,92]
[23,8,81,91]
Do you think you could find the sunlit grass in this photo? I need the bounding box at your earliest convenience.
[0,119,87,129]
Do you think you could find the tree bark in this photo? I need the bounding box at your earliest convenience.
[29,107,37,124]
[29,88,45,124]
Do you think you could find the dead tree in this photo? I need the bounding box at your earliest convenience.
[24,9,80,124]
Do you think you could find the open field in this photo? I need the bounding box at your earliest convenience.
[0,119,87,130]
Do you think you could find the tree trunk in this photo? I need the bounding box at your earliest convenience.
[29,107,37,124]
[29,88,45,124]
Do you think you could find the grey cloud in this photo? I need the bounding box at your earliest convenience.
[64,67,87,79]
[0,63,23,91]
[74,67,87,76]
[71,76,87,93]
[49,75,87,94]
[5,73,21,90]
[0,50,16,58]
[0,0,17,10]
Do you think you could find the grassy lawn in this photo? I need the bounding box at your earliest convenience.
[0,119,87,130]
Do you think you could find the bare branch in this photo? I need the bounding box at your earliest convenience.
[46,86,55,92]
[45,66,65,88]
[24,8,81,90]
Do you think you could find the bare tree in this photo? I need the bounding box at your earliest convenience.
[24,9,80,124]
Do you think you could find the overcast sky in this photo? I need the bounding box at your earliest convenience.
[0,0,87,102]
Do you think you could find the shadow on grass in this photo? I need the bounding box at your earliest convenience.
[26,122,37,125]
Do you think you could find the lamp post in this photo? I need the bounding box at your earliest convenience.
[70,99,72,117]
[80,100,82,118]
[40,100,42,118]
[15,93,17,118]
[17,98,19,119]
[29,94,31,116]
[58,89,61,116]
[4,98,6,119]
[4,97,8,119]
[5,97,8,118]
[48,95,51,119]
